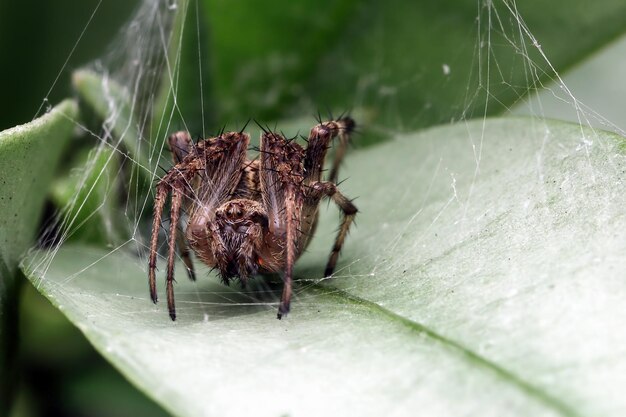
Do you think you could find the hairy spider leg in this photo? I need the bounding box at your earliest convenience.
[314,182,358,276]
[150,132,253,320]
[148,185,168,304]
[303,119,358,277]
[166,187,184,320]
[148,138,213,319]
[328,116,356,183]
[279,184,304,319]
[304,117,355,184]
[259,132,305,319]
[149,177,191,320]
[168,131,196,281]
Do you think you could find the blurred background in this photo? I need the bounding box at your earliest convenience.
[0,0,138,131]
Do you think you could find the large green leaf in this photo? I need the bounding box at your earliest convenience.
[0,100,78,414]
[23,118,626,416]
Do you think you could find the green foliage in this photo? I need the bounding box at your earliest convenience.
[202,0,626,129]
[0,100,77,415]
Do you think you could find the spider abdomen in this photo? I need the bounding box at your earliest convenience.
[186,199,273,284]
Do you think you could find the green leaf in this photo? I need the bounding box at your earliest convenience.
[0,100,78,414]
[203,0,626,131]
[0,100,78,266]
[22,118,626,417]
[72,70,150,176]
[50,146,123,245]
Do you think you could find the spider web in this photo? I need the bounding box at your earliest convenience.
[23,0,626,332]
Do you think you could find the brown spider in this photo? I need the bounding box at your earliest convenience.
[148,117,357,320]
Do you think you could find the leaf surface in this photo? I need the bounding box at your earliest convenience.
[23,118,626,417]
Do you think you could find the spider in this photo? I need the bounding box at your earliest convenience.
[148,116,357,320]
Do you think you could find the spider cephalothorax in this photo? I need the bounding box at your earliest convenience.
[148,117,357,320]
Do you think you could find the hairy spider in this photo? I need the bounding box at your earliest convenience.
[148,117,357,320]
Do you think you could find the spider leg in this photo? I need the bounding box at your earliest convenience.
[150,131,250,320]
[259,131,305,319]
[304,117,355,184]
[278,185,303,319]
[149,140,203,316]
[328,117,355,183]
[166,186,184,320]
[325,189,357,277]
[168,131,196,281]
[148,185,168,303]
[306,182,358,277]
